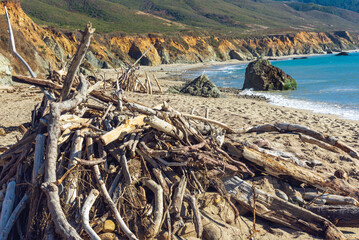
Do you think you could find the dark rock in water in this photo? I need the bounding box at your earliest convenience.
[336,52,349,56]
[180,74,221,98]
[243,59,297,91]
[293,57,308,60]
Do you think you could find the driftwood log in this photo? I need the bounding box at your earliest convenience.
[223,176,346,240]
[306,205,359,227]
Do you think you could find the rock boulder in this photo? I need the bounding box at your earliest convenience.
[180,74,221,98]
[0,54,13,86]
[243,59,297,91]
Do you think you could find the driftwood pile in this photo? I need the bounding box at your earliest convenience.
[112,44,162,95]
[2,73,359,240]
[2,11,359,240]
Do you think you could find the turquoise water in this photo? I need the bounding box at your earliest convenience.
[185,52,359,120]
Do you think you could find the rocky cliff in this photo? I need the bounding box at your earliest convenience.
[1,2,358,77]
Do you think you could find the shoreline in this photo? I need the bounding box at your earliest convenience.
[137,51,359,123]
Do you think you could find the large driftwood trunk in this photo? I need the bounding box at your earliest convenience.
[241,145,359,199]
[223,176,346,240]
[306,205,359,227]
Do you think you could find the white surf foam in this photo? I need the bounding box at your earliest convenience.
[240,89,359,121]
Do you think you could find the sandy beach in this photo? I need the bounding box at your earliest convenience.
[1,61,359,239]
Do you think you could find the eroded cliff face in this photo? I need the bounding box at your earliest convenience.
[1,2,358,76]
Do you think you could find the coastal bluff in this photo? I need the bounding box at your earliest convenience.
[0,2,358,76]
[243,59,297,91]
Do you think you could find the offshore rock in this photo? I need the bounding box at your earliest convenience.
[0,53,13,86]
[180,74,221,98]
[336,52,349,56]
[243,59,297,91]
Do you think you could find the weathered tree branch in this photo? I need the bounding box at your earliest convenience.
[142,179,163,238]
[81,189,101,240]
[42,75,88,239]
[0,193,29,240]
[61,23,95,101]
[0,180,16,230]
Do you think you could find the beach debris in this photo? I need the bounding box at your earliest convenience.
[243,59,297,90]
[180,73,221,98]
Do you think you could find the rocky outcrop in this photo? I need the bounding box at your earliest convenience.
[180,74,221,98]
[229,50,251,61]
[243,59,297,91]
[0,2,358,76]
[0,53,13,85]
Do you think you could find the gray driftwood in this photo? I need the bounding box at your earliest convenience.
[223,176,346,240]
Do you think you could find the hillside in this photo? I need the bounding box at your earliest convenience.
[274,0,359,13]
[20,0,359,34]
[0,1,358,78]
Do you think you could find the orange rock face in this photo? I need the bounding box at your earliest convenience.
[0,2,357,75]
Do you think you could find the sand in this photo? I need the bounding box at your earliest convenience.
[1,60,359,239]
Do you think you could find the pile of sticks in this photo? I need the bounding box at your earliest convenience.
[114,45,162,94]
[2,72,359,239]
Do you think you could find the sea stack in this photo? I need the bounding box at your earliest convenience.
[243,59,297,91]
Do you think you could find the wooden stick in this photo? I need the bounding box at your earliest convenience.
[120,153,132,185]
[100,115,146,145]
[184,195,203,238]
[182,113,235,134]
[0,193,29,240]
[303,192,359,206]
[153,74,163,93]
[90,140,138,240]
[131,44,154,67]
[142,179,163,239]
[152,169,170,200]
[130,133,141,158]
[12,76,63,89]
[32,134,46,184]
[74,157,106,166]
[61,23,95,101]
[224,176,346,239]
[144,115,184,140]
[64,130,84,206]
[146,73,153,95]
[126,103,157,116]
[81,189,101,240]
[246,123,359,159]
[299,134,341,153]
[171,175,187,216]
[0,180,16,230]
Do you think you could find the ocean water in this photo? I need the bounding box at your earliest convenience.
[184,52,359,121]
